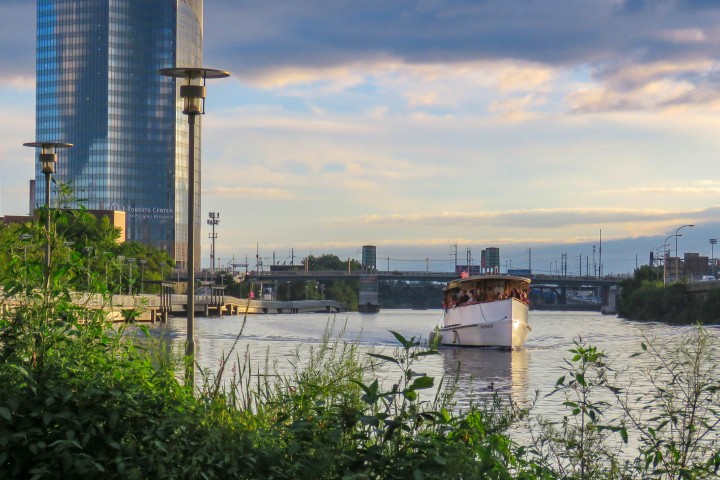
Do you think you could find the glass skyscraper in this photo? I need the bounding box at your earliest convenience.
[35,0,204,270]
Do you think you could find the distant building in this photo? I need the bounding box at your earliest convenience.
[481,247,500,274]
[362,245,377,272]
[683,253,710,280]
[665,253,710,281]
[34,0,204,269]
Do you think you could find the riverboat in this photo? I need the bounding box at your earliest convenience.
[430,274,531,348]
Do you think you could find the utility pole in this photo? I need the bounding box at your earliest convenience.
[586,255,589,276]
[528,248,532,272]
[207,211,219,273]
[593,245,597,278]
[256,243,260,272]
[599,229,603,278]
[451,243,458,273]
[579,254,582,277]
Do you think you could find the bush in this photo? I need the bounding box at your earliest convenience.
[0,207,526,478]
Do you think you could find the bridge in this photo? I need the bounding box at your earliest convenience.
[248,270,626,313]
[249,269,624,285]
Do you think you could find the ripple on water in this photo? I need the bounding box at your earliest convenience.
[155,309,707,417]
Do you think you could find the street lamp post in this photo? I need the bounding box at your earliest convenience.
[126,258,136,295]
[20,234,32,283]
[139,259,147,294]
[63,241,75,262]
[102,251,112,286]
[19,234,32,262]
[23,142,73,281]
[710,239,717,275]
[653,244,665,281]
[117,255,125,292]
[82,246,94,290]
[207,212,219,274]
[675,224,694,281]
[664,234,681,286]
[159,67,229,371]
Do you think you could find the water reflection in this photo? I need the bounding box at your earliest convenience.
[441,347,529,403]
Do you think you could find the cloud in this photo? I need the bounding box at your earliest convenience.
[658,28,706,43]
[0,2,35,81]
[565,58,720,112]
[203,186,294,200]
[605,186,720,195]
[201,1,720,117]
[620,0,720,14]
[330,207,706,230]
[206,1,720,70]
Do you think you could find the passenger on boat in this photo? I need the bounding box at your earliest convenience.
[520,290,529,303]
[457,289,470,305]
[444,293,455,310]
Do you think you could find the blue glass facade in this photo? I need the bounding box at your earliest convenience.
[35,0,203,268]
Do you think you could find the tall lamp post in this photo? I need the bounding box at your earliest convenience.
[207,211,219,274]
[83,247,94,290]
[19,234,32,262]
[126,257,136,295]
[664,234,681,286]
[159,67,229,369]
[23,142,73,278]
[139,259,147,294]
[710,239,717,275]
[675,224,694,281]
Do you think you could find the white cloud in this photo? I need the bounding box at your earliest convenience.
[658,28,706,43]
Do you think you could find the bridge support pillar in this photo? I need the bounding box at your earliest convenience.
[358,274,380,313]
[601,285,618,315]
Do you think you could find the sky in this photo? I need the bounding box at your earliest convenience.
[2,0,720,275]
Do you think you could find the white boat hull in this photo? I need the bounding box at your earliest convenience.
[433,298,529,348]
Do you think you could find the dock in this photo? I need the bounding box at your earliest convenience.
[1,290,344,323]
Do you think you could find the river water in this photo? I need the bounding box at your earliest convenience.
[155,309,717,416]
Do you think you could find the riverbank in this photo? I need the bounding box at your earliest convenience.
[618,270,720,323]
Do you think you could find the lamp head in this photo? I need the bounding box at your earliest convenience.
[158,67,229,115]
[23,141,73,174]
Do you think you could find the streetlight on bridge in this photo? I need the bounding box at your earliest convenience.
[664,234,681,286]
[710,239,717,274]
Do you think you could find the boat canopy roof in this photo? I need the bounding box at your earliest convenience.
[444,274,531,292]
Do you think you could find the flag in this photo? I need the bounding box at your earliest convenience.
[460,271,469,278]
